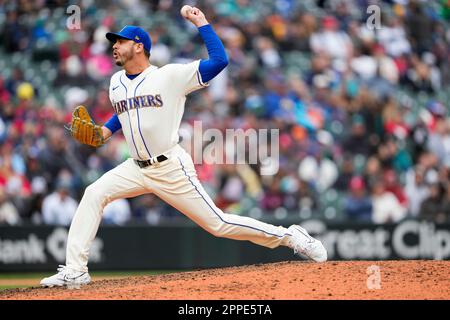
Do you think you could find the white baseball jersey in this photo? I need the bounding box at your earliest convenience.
[108,59,209,159]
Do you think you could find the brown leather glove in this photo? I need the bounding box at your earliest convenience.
[66,105,104,147]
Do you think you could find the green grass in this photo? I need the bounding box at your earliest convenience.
[0,270,178,279]
[0,285,31,290]
[0,270,180,291]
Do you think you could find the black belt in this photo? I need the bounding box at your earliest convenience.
[134,155,168,168]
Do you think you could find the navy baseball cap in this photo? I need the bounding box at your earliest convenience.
[106,26,152,52]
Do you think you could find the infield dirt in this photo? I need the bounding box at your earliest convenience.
[1,260,449,300]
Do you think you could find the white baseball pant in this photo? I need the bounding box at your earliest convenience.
[66,144,293,272]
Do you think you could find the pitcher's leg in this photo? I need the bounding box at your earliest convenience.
[66,159,148,272]
[149,156,293,249]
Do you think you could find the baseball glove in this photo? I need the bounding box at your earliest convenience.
[66,105,104,147]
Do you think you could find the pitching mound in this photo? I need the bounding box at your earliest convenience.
[1,260,449,300]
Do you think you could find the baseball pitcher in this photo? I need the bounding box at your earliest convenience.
[41,6,327,287]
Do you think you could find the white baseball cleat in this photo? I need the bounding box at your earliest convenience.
[40,265,91,288]
[287,225,327,262]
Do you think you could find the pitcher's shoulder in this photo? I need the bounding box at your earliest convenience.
[157,63,177,72]
[159,60,201,71]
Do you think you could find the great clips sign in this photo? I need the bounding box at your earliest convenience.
[303,220,450,260]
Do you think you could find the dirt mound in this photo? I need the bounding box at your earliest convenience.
[1,260,449,300]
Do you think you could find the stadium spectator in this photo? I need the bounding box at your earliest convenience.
[370,179,407,224]
[215,164,246,210]
[404,165,430,217]
[373,44,399,85]
[310,15,353,62]
[406,1,434,55]
[5,68,25,97]
[261,176,284,211]
[0,76,11,106]
[343,176,372,222]
[427,117,450,166]
[37,125,83,192]
[377,15,411,58]
[0,185,21,225]
[1,10,30,53]
[405,54,436,93]
[419,182,446,223]
[41,179,78,226]
[363,156,382,188]
[382,169,408,207]
[91,89,115,125]
[102,199,132,226]
[334,155,354,191]
[342,115,372,157]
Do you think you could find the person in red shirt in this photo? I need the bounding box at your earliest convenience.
[382,168,408,208]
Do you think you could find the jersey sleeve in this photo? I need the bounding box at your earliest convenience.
[173,59,210,96]
[104,113,121,134]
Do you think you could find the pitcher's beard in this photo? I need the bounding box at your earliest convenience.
[114,51,134,67]
[115,56,125,66]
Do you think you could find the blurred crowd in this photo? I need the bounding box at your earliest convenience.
[1,0,450,226]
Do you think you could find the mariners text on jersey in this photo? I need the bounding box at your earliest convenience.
[112,94,163,115]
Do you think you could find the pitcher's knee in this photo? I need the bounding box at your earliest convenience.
[207,220,230,238]
[82,184,109,207]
